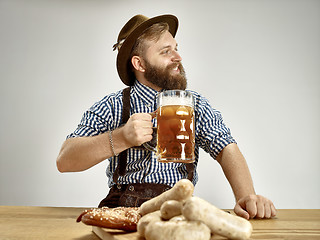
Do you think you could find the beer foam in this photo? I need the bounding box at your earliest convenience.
[160,95,193,107]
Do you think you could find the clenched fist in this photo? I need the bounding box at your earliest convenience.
[122,113,154,147]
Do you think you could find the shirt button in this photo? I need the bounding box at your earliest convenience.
[129,185,134,191]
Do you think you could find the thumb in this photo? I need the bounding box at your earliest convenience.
[234,202,250,220]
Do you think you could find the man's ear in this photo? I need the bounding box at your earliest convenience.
[131,56,145,72]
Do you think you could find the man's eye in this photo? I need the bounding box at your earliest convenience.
[161,49,171,55]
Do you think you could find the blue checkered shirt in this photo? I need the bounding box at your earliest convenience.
[67,80,236,187]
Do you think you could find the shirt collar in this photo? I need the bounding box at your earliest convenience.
[132,80,159,105]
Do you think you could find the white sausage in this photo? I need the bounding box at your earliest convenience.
[160,200,182,220]
[169,215,185,222]
[140,179,194,216]
[137,211,161,237]
[145,220,211,240]
[182,197,253,240]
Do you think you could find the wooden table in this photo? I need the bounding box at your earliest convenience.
[0,206,319,239]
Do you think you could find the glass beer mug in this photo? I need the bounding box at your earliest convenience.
[144,90,195,163]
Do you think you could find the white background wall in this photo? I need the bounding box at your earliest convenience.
[1,0,319,209]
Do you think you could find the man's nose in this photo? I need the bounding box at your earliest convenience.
[172,50,182,62]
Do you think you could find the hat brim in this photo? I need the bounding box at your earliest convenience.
[117,14,178,86]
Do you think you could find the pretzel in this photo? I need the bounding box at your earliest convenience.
[76,207,141,232]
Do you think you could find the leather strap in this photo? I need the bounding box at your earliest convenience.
[186,162,194,182]
[112,87,131,183]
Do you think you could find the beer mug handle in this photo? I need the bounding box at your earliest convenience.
[142,111,157,152]
[142,128,157,152]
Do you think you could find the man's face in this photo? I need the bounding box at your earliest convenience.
[142,31,187,90]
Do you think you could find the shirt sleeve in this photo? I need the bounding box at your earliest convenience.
[66,93,120,139]
[194,93,236,159]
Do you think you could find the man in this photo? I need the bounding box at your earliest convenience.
[56,14,276,219]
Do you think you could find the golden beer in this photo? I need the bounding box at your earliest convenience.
[156,104,195,162]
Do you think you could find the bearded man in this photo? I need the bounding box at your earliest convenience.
[56,14,276,219]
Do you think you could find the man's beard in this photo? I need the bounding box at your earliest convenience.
[143,60,187,90]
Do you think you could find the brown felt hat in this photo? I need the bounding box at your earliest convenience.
[113,14,179,86]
